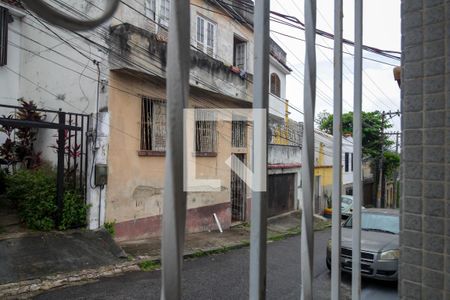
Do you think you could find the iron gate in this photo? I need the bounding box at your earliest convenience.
[231,153,246,221]
[0,103,89,224]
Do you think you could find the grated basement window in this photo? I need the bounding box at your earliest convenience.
[140,97,166,151]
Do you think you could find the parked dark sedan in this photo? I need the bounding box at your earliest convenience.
[326,209,399,281]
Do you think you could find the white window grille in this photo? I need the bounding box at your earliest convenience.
[233,37,247,69]
[144,0,156,21]
[196,15,216,56]
[141,97,166,151]
[159,0,170,27]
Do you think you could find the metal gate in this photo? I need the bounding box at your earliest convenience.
[0,103,89,224]
[268,174,294,217]
[231,153,246,221]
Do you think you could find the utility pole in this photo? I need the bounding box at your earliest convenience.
[376,111,385,208]
[385,131,401,208]
[393,132,400,208]
[376,110,401,208]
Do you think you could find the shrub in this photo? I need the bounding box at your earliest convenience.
[5,169,88,231]
[7,169,57,230]
[104,221,116,236]
[59,191,89,230]
[0,168,6,194]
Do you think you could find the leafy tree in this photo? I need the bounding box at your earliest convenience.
[317,110,394,159]
[383,151,400,180]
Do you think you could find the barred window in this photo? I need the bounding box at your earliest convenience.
[232,118,247,148]
[195,110,217,153]
[141,98,166,151]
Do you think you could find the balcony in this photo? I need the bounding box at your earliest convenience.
[108,23,253,103]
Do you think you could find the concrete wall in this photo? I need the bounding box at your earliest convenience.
[399,0,450,298]
[268,144,301,165]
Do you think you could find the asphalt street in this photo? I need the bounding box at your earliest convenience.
[35,229,398,299]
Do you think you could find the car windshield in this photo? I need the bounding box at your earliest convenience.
[343,212,399,234]
[341,196,352,209]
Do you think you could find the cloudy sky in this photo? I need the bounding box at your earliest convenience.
[269,0,401,131]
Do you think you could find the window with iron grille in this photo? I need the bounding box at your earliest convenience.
[141,98,166,152]
[0,7,8,67]
[196,15,216,56]
[232,118,247,148]
[195,109,217,153]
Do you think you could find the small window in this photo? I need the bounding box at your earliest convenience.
[270,73,281,97]
[344,152,349,172]
[0,7,9,67]
[144,0,156,20]
[232,116,247,148]
[233,36,247,69]
[159,0,170,27]
[196,16,216,56]
[141,98,166,151]
[195,110,217,153]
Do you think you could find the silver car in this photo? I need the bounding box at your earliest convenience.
[326,209,399,281]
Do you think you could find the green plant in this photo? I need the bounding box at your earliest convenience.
[138,260,161,271]
[104,221,116,236]
[59,191,89,230]
[5,168,89,231]
[0,168,6,194]
[6,169,57,230]
[0,99,44,170]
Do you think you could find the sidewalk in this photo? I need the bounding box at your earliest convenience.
[120,211,329,260]
[0,210,330,299]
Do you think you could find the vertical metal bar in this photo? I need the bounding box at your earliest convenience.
[331,0,343,298]
[249,0,270,298]
[74,115,78,190]
[67,114,71,179]
[160,0,190,298]
[352,0,363,298]
[79,116,84,193]
[301,0,316,299]
[56,111,66,226]
[85,116,89,200]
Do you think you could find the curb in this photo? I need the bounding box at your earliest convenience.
[0,260,142,299]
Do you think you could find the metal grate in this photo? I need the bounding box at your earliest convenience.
[140,97,166,151]
[231,153,246,221]
[195,109,216,153]
[341,247,374,261]
[232,119,247,148]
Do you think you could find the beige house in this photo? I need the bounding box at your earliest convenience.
[103,0,292,241]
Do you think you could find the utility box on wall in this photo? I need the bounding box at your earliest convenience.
[95,164,108,186]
